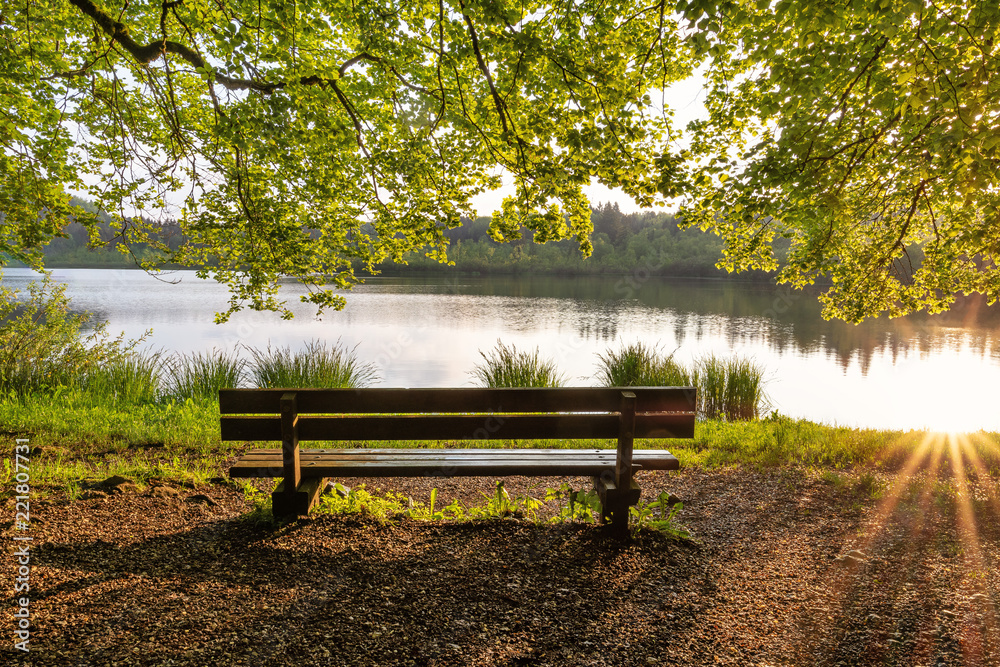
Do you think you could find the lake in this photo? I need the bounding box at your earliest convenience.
[4,267,1000,432]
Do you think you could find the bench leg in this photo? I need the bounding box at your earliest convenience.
[593,474,641,539]
[272,477,327,518]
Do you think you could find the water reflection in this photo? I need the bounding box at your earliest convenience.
[3,268,999,430]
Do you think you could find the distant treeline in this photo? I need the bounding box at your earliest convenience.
[9,199,784,280]
[373,203,785,280]
[4,197,184,268]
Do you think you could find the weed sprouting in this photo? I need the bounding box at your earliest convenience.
[631,491,691,540]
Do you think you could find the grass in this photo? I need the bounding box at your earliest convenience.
[471,340,565,388]
[596,342,769,421]
[166,349,247,400]
[83,349,165,404]
[596,341,691,387]
[695,354,769,421]
[7,383,1000,494]
[247,339,378,389]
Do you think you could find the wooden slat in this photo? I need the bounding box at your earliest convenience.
[228,448,680,478]
[240,448,619,457]
[219,387,697,415]
[235,449,678,468]
[230,458,658,478]
[221,412,695,442]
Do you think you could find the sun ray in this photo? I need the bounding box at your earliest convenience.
[944,433,1000,661]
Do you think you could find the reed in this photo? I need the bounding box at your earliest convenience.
[83,350,165,404]
[166,349,247,401]
[694,354,769,421]
[247,339,378,388]
[596,342,691,387]
[471,340,564,388]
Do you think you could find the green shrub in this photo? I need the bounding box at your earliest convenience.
[471,340,564,388]
[0,274,144,396]
[247,339,378,388]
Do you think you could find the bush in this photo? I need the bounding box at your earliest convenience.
[0,274,143,396]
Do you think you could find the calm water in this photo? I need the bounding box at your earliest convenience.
[5,267,1000,432]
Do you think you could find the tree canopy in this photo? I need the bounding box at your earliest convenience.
[682,0,1000,322]
[1,0,695,320]
[3,0,1000,323]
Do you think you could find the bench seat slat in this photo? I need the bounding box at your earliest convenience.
[221,413,695,442]
[228,448,680,478]
[239,447,677,461]
[220,387,696,416]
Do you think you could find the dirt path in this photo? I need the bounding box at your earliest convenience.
[4,466,999,666]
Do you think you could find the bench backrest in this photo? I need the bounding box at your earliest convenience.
[219,387,696,442]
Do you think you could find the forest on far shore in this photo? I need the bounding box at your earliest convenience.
[8,199,785,281]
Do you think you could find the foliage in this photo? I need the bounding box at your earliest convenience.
[470,340,564,388]
[313,480,543,523]
[630,492,690,540]
[2,0,699,321]
[546,483,602,524]
[682,0,1000,322]
[0,274,143,395]
[247,339,378,389]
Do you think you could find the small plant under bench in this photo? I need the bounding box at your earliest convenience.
[222,387,696,537]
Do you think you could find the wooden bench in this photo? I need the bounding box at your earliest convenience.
[221,387,696,535]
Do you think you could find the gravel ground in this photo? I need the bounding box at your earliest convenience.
[4,464,999,666]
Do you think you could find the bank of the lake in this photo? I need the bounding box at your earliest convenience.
[5,268,1000,432]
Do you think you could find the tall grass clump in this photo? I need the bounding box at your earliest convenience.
[596,342,691,387]
[471,340,564,388]
[166,349,247,400]
[695,354,769,421]
[83,350,165,404]
[0,275,144,396]
[248,339,378,388]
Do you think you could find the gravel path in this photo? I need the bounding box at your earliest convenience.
[4,465,999,666]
